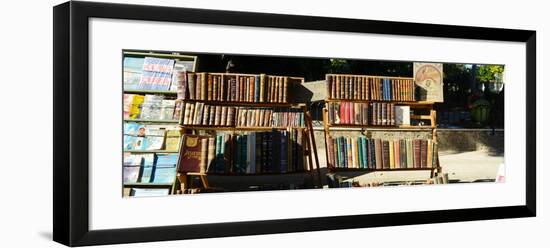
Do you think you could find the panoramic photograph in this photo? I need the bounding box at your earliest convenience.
[122,50,505,197]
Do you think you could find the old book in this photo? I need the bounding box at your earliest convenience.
[394,140,400,169]
[427,140,433,168]
[413,139,421,168]
[382,140,390,169]
[375,139,382,169]
[178,135,208,173]
[421,139,428,168]
[389,140,395,169]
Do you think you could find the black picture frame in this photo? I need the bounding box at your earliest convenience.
[53,1,536,246]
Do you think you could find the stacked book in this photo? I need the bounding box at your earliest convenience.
[235,108,304,128]
[181,102,236,126]
[369,77,415,101]
[327,136,438,170]
[175,72,302,103]
[326,74,415,101]
[327,102,369,125]
[370,102,396,126]
[326,74,370,100]
[178,131,305,174]
[327,102,402,126]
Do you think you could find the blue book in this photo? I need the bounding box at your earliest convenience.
[362,137,368,169]
[280,131,288,173]
[254,76,260,102]
[152,154,177,184]
[155,154,177,167]
[139,154,156,183]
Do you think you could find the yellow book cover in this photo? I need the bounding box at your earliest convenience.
[164,128,181,151]
[129,94,144,119]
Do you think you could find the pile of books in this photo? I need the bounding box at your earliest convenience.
[178,131,306,174]
[176,73,300,103]
[327,136,438,169]
[235,108,304,128]
[326,74,415,101]
[328,102,410,126]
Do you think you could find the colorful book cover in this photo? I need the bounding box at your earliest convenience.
[123,166,141,183]
[153,154,177,183]
[159,100,176,120]
[164,128,181,151]
[123,57,144,90]
[178,135,208,173]
[144,128,165,150]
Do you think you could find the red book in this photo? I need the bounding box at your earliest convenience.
[349,102,355,125]
[178,135,209,173]
[413,139,421,168]
[340,102,346,124]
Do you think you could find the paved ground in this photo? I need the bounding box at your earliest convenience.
[439,150,503,183]
[338,150,504,185]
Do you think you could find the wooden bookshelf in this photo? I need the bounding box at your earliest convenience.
[322,74,442,178]
[174,72,322,194]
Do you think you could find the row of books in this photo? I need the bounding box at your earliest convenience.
[235,108,304,128]
[124,56,194,91]
[123,153,177,184]
[178,130,306,174]
[176,72,300,103]
[181,102,235,126]
[124,94,180,120]
[327,74,415,101]
[328,102,411,126]
[123,123,181,151]
[327,136,438,169]
[178,133,231,174]
[181,102,305,128]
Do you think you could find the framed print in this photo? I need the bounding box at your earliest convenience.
[53,1,536,246]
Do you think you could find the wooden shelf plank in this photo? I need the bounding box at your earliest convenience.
[124,119,179,123]
[123,182,174,187]
[410,115,432,120]
[325,99,435,105]
[123,51,197,60]
[181,125,306,131]
[330,167,440,172]
[203,171,311,176]
[124,89,178,95]
[176,99,303,107]
[124,150,179,153]
[327,124,434,130]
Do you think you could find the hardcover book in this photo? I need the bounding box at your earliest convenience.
[178,135,209,173]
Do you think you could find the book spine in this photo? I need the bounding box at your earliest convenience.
[199,137,208,173]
